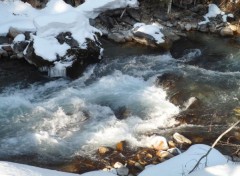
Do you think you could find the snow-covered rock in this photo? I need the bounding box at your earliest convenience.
[132,23,171,49]
[0,0,139,78]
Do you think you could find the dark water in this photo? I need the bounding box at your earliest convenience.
[0,32,240,166]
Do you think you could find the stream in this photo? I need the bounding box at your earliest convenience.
[0,32,240,165]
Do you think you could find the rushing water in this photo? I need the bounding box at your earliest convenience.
[0,33,240,164]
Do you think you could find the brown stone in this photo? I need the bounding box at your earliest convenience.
[98,146,111,155]
[168,140,176,148]
[156,151,174,159]
[116,141,126,152]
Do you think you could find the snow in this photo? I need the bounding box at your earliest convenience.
[139,144,230,176]
[0,161,116,176]
[133,23,165,44]
[32,35,70,61]
[189,164,240,176]
[13,34,25,43]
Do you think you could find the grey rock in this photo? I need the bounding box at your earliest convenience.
[220,26,234,37]
[108,33,126,43]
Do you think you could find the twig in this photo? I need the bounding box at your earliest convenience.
[120,8,127,19]
[188,120,240,174]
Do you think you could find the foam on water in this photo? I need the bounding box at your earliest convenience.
[0,58,180,160]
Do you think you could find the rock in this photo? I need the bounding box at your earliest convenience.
[208,22,217,33]
[127,9,140,22]
[108,33,126,43]
[2,45,13,52]
[184,97,201,110]
[229,24,238,32]
[198,24,208,33]
[8,27,23,39]
[185,23,192,31]
[134,162,144,171]
[132,24,172,50]
[146,136,169,151]
[115,106,131,120]
[12,41,29,54]
[173,133,192,145]
[24,32,102,78]
[113,162,124,169]
[156,73,182,90]
[98,146,111,155]
[167,148,181,156]
[220,26,234,37]
[161,29,180,42]
[122,30,133,41]
[116,167,129,176]
[168,140,176,148]
[156,151,174,159]
[116,141,127,152]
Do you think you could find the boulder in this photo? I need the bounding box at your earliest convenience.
[173,132,192,145]
[23,32,102,78]
[220,26,234,37]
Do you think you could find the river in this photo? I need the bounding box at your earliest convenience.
[0,32,240,166]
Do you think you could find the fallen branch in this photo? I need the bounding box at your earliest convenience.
[188,120,240,174]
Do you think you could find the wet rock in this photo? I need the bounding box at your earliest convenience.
[220,26,234,37]
[116,141,127,152]
[156,73,182,90]
[98,146,111,155]
[184,97,201,110]
[115,106,131,120]
[108,33,126,43]
[173,132,192,145]
[146,136,169,151]
[156,151,174,159]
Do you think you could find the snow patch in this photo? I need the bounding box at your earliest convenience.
[13,34,25,43]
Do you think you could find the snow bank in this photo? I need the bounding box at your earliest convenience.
[139,144,229,176]
[0,161,116,176]
[189,164,240,176]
